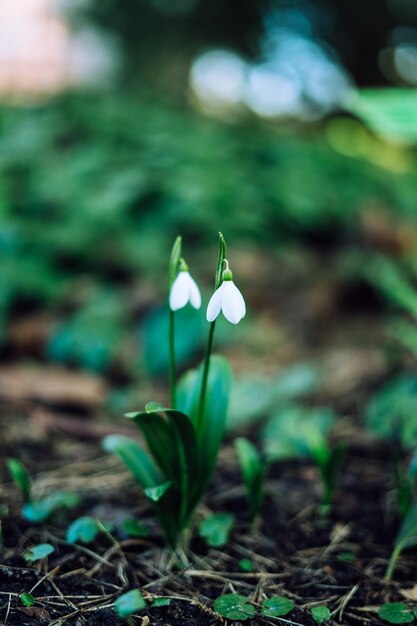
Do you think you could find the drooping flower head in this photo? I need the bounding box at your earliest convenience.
[206,260,245,324]
[169,258,201,311]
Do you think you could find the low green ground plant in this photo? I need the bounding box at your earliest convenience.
[263,405,345,510]
[6,458,79,523]
[235,436,268,524]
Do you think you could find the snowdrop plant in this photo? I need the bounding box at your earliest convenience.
[104,233,245,548]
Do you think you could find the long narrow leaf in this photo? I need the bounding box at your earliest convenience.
[176,370,198,418]
[177,355,232,488]
[386,499,417,579]
[102,434,182,546]
[6,458,32,503]
[126,404,200,523]
[396,500,417,549]
[102,435,162,488]
[235,437,266,521]
[125,411,180,486]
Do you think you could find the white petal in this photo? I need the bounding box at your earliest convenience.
[234,282,246,318]
[221,281,245,324]
[188,274,201,309]
[169,272,191,311]
[206,283,224,322]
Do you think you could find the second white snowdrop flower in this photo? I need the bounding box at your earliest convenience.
[206,261,246,324]
[169,263,201,311]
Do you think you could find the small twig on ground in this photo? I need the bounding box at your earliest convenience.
[4,592,12,624]
[29,565,61,595]
[334,583,359,622]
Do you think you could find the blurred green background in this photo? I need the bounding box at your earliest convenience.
[1,0,417,416]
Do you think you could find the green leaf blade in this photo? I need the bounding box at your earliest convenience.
[102,434,163,489]
[365,373,417,450]
[235,437,266,521]
[263,406,335,461]
[103,434,182,547]
[126,407,198,502]
[177,355,232,489]
[6,458,31,503]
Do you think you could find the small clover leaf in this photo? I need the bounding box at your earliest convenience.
[19,593,35,607]
[262,596,295,617]
[23,491,79,523]
[151,597,171,607]
[23,543,55,563]
[114,589,146,619]
[199,513,234,547]
[66,516,102,544]
[378,603,414,624]
[311,605,331,624]
[214,594,256,621]
[239,558,253,572]
[122,518,149,538]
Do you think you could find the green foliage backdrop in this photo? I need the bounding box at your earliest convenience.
[1,92,416,375]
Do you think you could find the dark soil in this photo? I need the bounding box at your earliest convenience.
[1,404,415,626]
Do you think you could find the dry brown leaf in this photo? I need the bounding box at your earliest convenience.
[320,348,386,396]
[400,584,417,601]
[18,606,51,620]
[8,313,55,355]
[0,364,106,408]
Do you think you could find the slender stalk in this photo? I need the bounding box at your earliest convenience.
[393,450,410,518]
[385,543,402,581]
[169,309,176,408]
[196,232,224,434]
[168,236,182,408]
[197,320,216,431]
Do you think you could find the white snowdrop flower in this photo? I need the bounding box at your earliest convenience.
[206,264,245,324]
[169,270,201,311]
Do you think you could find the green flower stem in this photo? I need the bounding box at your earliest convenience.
[393,451,410,518]
[197,320,216,432]
[169,309,177,408]
[384,543,402,581]
[195,231,225,425]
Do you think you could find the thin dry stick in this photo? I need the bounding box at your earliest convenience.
[4,592,12,625]
[49,578,79,613]
[48,534,115,570]
[336,583,360,622]
[29,565,61,595]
